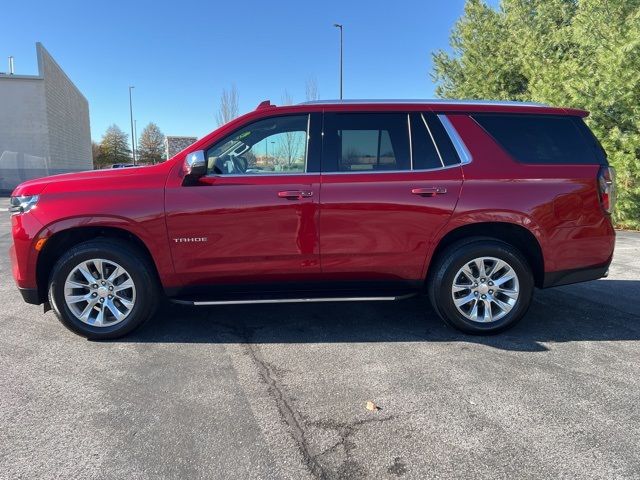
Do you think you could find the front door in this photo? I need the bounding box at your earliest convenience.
[319,111,463,281]
[165,113,321,287]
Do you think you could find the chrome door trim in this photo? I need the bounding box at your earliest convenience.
[421,113,446,168]
[437,114,473,165]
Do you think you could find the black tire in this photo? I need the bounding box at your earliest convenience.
[48,239,159,340]
[428,238,534,334]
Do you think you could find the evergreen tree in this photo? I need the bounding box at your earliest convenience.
[432,0,640,228]
[97,125,131,168]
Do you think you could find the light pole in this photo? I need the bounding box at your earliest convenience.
[333,23,343,99]
[134,119,138,164]
[128,86,136,165]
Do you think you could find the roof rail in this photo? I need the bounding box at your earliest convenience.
[298,99,549,107]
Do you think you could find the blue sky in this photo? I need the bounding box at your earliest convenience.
[0,0,497,143]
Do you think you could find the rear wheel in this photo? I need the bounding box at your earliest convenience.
[428,239,534,334]
[48,239,158,339]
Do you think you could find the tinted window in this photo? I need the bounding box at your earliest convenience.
[473,114,605,165]
[323,113,410,172]
[410,113,443,169]
[206,115,308,175]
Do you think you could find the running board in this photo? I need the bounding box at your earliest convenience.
[171,294,415,306]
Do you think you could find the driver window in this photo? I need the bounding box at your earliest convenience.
[206,115,309,175]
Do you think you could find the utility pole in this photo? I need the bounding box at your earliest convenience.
[333,23,343,99]
[129,86,136,165]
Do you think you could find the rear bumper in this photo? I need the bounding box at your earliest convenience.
[18,287,41,305]
[542,262,610,288]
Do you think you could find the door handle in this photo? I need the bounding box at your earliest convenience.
[411,187,447,197]
[277,190,313,200]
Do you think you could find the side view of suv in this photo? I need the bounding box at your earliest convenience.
[9,99,616,339]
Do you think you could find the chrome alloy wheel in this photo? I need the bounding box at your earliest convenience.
[450,256,520,323]
[63,259,136,327]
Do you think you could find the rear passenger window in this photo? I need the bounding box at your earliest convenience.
[323,113,410,172]
[473,114,605,165]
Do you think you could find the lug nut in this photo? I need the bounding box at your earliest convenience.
[481,294,487,299]
[92,292,97,297]
[92,284,98,289]
[473,283,478,288]
[480,278,485,283]
[108,294,113,299]
[474,292,479,296]
[489,290,494,294]
[488,281,494,286]
[101,281,106,286]
[99,298,104,303]
[108,286,113,291]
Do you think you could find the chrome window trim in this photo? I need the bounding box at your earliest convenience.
[437,114,473,165]
[420,113,445,168]
[320,163,462,175]
[206,172,318,178]
[407,114,413,170]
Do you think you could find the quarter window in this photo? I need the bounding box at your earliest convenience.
[473,114,606,165]
[206,115,309,175]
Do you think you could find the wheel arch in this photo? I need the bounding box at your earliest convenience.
[36,225,162,303]
[427,221,545,288]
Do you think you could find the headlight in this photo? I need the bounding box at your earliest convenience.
[8,195,39,215]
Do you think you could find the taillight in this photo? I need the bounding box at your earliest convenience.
[598,166,616,214]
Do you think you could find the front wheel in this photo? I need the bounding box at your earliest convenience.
[428,239,534,334]
[48,239,158,339]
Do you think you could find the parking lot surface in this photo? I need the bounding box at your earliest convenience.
[1,200,639,479]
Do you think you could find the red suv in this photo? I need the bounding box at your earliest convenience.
[9,100,616,339]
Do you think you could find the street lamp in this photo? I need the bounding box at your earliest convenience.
[134,119,138,163]
[129,86,136,165]
[333,23,343,99]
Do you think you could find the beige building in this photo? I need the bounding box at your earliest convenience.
[0,43,92,192]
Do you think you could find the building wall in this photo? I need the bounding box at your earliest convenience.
[39,43,92,175]
[0,76,49,190]
[0,43,92,192]
[165,136,198,160]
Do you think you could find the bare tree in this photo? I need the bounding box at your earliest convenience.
[276,90,303,170]
[305,77,319,101]
[216,85,239,126]
[280,89,293,106]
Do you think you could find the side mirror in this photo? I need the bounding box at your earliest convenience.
[183,150,207,178]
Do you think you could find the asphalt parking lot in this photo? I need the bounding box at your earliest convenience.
[1,201,639,479]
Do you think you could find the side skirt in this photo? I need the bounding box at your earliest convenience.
[165,280,423,306]
[172,294,416,307]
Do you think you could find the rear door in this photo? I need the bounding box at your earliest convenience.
[319,111,464,281]
[165,113,322,287]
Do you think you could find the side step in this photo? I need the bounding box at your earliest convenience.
[171,294,415,306]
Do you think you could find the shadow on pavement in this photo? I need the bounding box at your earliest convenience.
[116,280,640,352]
